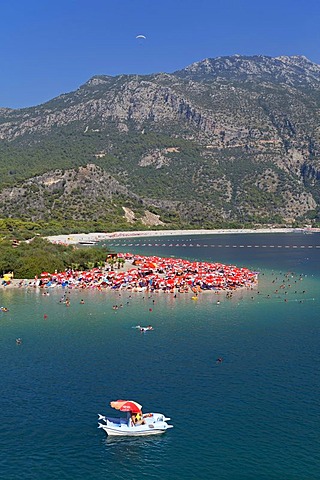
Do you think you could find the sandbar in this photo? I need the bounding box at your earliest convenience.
[45,227,315,246]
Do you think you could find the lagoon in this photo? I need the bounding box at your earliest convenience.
[1,232,319,479]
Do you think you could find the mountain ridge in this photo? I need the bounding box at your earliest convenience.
[0,54,319,232]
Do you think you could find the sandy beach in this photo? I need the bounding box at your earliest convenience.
[45,227,315,245]
[2,227,316,287]
[1,252,258,293]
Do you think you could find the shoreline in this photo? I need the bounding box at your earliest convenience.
[45,227,318,246]
[3,227,317,287]
[1,254,258,293]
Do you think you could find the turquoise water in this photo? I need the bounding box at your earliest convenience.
[1,233,320,479]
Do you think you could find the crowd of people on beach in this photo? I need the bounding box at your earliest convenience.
[17,253,258,293]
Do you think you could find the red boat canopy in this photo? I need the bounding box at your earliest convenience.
[110,400,142,413]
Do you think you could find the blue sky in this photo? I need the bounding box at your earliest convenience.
[1,0,320,108]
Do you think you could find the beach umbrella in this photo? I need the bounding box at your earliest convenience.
[110,400,142,413]
[144,262,158,269]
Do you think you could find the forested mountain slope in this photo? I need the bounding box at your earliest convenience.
[1,54,320,231]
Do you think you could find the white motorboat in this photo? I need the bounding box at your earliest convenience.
[98,399,173,437]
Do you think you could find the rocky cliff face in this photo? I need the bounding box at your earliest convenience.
[177,55,320,86]
[0,54,320,227]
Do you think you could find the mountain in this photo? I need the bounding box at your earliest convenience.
[176,55,320,86]
[0,54,320,232]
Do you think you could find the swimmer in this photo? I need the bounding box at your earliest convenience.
[140,326,153,332]
[16,338,22,345]
[80,299,85,304]
[216,357,223,364]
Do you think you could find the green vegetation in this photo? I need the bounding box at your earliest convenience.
[0,237,112,279]
[0,56,320,229]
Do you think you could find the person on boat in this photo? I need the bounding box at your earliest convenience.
[131,413,136,426]
[134,412,144,425]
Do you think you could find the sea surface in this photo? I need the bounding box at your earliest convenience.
[0,232,319,479]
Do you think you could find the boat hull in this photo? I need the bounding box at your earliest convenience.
[101,425,167,436]
[98,412,173,437]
